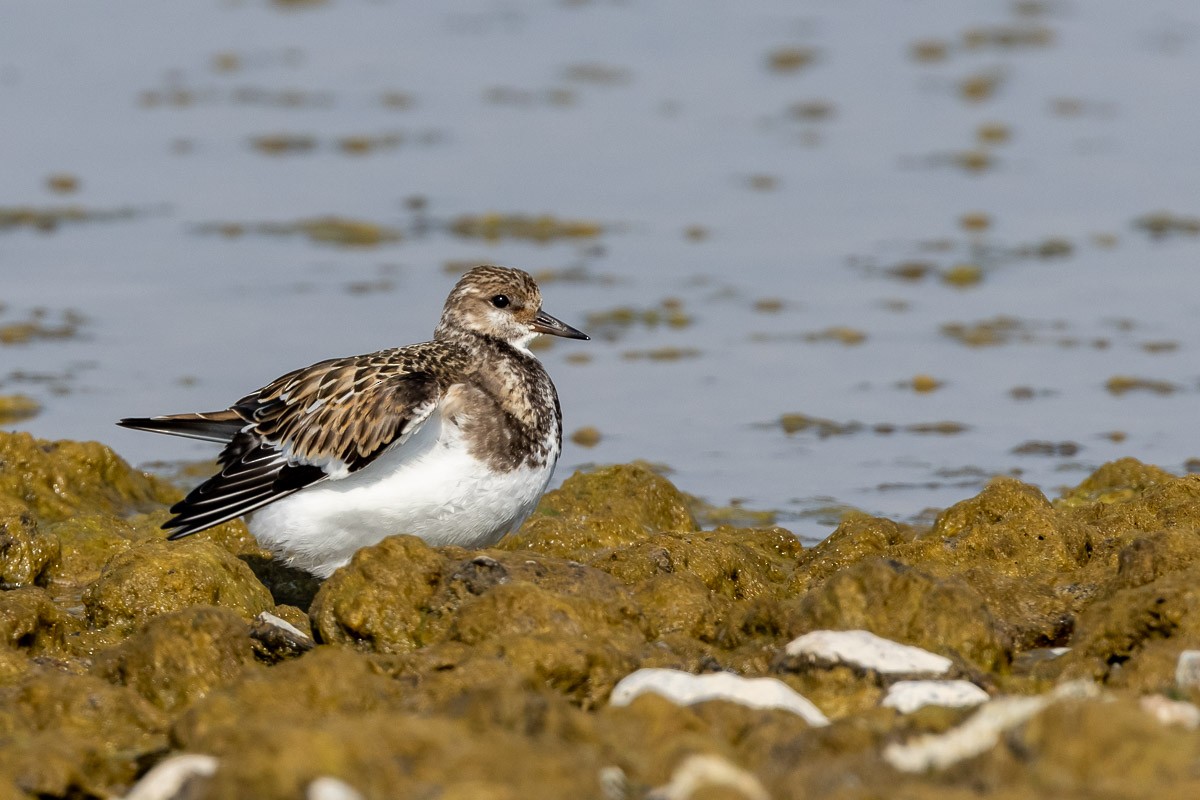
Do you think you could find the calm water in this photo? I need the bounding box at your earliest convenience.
[4,0,1200,540]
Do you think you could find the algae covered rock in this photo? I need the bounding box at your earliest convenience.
[0,587,81,657]
[0,669,167,797]
[785,558,1008,672]
[309,535,447,653]
[919,476,1092,577]
[501,464,697,556]
[0,431,174,522]
[93,606,257,712]
[589,526,801,600]
[83,539,274,629]
[1058,561,1200,691]
[13,434,1200,799]
[0,498,59,588]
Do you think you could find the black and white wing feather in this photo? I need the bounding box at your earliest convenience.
[120,343,468,538]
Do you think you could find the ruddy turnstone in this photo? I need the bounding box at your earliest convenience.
[118,265,588,578]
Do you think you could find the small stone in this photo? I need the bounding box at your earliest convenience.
[1140,695,1200,729]
[646,754,770,800]
[609,668,829,726]
[785,630,953,676]
[882,680,990,713]
[123,753,218,800]
[884,681,1098,772]
[307,776,366,800]
[249,610,315,662]
[1175,650,1200,688]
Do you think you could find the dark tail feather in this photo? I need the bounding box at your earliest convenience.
[117,411,243,444]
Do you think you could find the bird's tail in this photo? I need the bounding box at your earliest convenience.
[117,410,244,444]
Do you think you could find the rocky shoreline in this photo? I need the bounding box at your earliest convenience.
[2,429,1200,798]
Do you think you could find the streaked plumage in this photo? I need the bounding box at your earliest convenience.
[119,265,588,577]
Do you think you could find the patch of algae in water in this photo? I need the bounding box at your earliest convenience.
[7,431,1200,797]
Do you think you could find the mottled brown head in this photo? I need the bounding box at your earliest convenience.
[435,265,588,348]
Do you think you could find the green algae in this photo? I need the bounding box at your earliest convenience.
[83,540,274,630]
[93,606,257,713]
[6,427,1200,797]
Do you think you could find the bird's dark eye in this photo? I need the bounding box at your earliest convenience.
[491,294,510,309]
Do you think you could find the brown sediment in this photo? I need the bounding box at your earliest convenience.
[5,432,1200,796]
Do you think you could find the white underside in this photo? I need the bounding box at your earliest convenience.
[246,408,556,578]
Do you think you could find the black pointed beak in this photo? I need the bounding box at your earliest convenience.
[531,309,590,340]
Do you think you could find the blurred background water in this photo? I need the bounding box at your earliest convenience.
[3,0,1200,540]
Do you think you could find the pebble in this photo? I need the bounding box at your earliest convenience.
[1175,650,1200,688]
[307,776,366,800]
[785,629,953,676]
[882,680,990,713]
[609,668,829,726]
[883,681,1098,772]
[1141,695,1200,730]
[122,754,218,800]
[646,754,770,800]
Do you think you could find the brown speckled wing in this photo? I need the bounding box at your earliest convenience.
[163,342,468,538]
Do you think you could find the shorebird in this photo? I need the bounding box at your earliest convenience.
[119,265,588,577]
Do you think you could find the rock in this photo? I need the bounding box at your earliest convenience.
[0,431,175,522]
[307,776,367,800]
[784,630,954,677]
[883,681,1098,772]
[0,670,168,796]
[881,680,990,713]
[250,611,315,663]
[1059,561,1200,691]
[93,606,256,712]
[122,754,218,800]
[922,477,1092,577]
[646,754,770,800]
[0,498,59,587]
[1177,650,1200,689]
[1141,695,1200,729]
[309,535,450,652]
[83,539,274,629]
[785,558,1008,671]
[588,527,802,600]
[609,668,829,726]
[0,586,81,656]
[500,464,697,556]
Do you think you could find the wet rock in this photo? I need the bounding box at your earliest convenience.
[920,477,1092,577]
[0,431,175,522]
[785,558,1008,672]
[1000,691,1200,795]
[250,610,315,663]
[0,669,167,797]
[0,586,81,657]
[789,515,916,594]
[93,606,256,712]
[589,527,802,601]
[83,539,274,629]
[0,498,59,587]
[309,535,447,652]
[1059,561,1200,691]
[884,681,1098,772]
[501,464,697,556]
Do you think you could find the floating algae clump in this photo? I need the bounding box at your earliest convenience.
[6,427,1200,797]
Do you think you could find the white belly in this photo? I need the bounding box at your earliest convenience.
[246,410,557,578]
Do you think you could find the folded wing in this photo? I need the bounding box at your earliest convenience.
[146,347,455,538]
